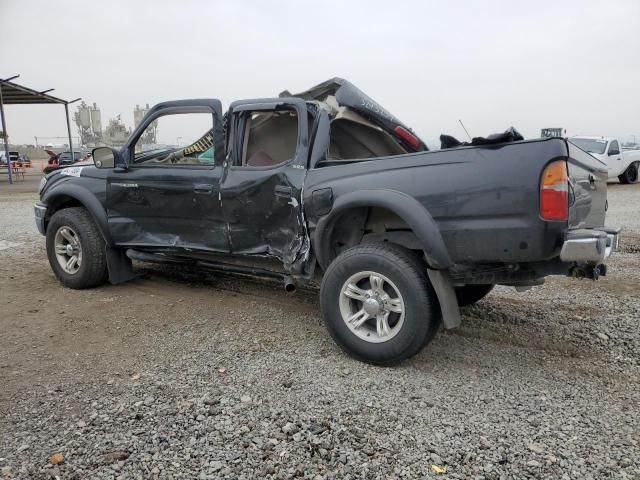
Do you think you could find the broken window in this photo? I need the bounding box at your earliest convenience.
[329,111,407,160]
[133,112,216,165]
[236,110,299,168]
[321,96,408,161]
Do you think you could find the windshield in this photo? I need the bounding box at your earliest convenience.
[570,138,608,155]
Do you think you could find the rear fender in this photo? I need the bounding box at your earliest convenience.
[313,189,460,328]
[314,189,452,270]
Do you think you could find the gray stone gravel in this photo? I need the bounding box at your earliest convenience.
[0,180,638,479]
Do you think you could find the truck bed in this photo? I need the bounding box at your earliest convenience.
[305,137,608,264]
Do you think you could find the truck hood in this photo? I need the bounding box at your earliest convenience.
[282,77,427,152]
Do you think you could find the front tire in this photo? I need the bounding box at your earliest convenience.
[618,162,639,184]
[320,243,441,365]
[46,207,108,289]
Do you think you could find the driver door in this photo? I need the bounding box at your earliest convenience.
[106,100,229,253]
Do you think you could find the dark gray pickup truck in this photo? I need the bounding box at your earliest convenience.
[35,78,620,364]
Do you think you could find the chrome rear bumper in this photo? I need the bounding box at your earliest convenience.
[560,227,620,264]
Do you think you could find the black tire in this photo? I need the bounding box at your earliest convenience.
[618,162,639,184]
[320,243,441,365]
[46,207,108,289]
[455,284,494,307]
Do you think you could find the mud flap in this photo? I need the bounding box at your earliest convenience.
[106,247,136,284]
[427,269,461,329]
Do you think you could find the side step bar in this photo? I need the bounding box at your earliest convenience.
[125,249,295,291]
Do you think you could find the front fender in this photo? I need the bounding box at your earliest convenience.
[41,183,113,246]
[313,189,452,270]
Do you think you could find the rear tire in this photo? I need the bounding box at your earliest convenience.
[455,284,494,307]
[320,243,441,365]
[618,162,639,184]
[46,207,108,289]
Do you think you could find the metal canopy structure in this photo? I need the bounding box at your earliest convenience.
[0,75,80,184]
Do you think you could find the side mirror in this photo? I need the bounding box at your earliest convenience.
[608,149,620,156]
[92,147,119,169]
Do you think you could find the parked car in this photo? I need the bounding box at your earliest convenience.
[569,136,640,184]
[43,150,88,173]
[34,78,620,365]
[58,151,84,165]
[0,150,20,165]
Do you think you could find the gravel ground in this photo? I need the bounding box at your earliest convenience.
[0,177,638,480]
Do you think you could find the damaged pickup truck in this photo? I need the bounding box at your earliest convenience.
[35,78,620,365]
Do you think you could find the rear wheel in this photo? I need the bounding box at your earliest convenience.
[320,243,441,365]
[455,284,494,307]
[46,207,108,289]
[618,162,639,184]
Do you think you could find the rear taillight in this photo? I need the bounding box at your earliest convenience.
[394,126,421,149]
[540,160,569,220]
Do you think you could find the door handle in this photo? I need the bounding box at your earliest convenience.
[194,184,213,194]
[275,185,292,198]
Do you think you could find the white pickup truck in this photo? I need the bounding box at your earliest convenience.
[570,136,640,183]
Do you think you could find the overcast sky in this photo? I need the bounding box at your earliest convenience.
[1,0,639,147]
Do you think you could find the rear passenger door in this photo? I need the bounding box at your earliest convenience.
[220,99,309,271]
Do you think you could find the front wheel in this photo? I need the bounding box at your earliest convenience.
[46,207,108,289]
[618,162,639,184]
[320,243,441,365]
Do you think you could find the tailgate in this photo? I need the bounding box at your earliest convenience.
[566,140,608,229]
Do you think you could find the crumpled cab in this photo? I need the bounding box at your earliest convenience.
[35,78,620,365]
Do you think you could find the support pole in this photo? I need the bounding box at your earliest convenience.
[0,83,13,185]
[65,103,73,162]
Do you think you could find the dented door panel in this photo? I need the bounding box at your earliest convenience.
[107,166,228,251]
[220,99,311,272]
[221,166,307,265]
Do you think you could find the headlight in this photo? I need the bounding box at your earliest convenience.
[38,176,47,194]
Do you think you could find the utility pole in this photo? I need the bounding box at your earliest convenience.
[0,81,13,185]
